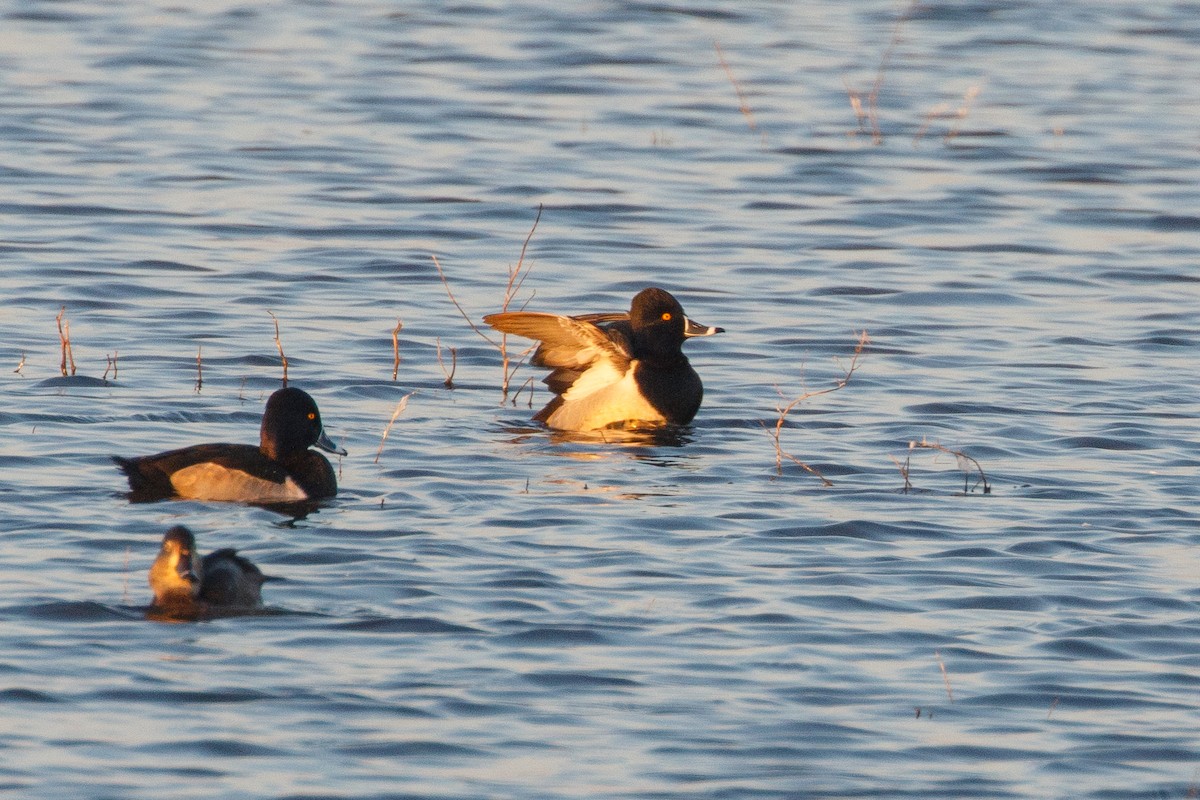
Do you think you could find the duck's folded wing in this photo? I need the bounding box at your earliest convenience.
[570,311,629,326]
[201,549,266,605]
[483,312,632,371]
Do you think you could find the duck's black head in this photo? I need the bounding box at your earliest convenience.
[628,288,723,360]
[260,387,345,461]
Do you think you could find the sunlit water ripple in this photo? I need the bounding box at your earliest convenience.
[1,1,1198,798]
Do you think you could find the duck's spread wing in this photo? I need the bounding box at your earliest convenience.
[483,311,632,372]
[484,311,658,429]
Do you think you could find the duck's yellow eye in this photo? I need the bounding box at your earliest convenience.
[661,312,672,321]
[307,412,316,420]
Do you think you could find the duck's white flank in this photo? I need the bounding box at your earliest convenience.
[546,360,665,431]
[169,463,308,502]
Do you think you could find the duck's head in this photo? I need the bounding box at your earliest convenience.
[629,288,723,357]
[260,387,346,461]
[149,525,201,607]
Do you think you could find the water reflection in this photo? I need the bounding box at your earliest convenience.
[499,422,699,471]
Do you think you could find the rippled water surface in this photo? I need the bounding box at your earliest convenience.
[2,1,1199,798]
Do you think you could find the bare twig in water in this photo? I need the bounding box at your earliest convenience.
[391,319,404,381]
[898,437,992,494]
[914,85,981,145]
[514,376,537,409]
[1047,696,1060,720]
[375,392,413,464]
[764,331,869,485]
[102,351,118,383]
[195,345,203,393]
[267,310,288,386]
[14,353,25,375]
[936,650,954,702]
[714,40,762,140]
[435,337,457,389]
[845,0,919,144]
[56,306,76,376]
[843,77,869,137]
[432,205,542,400]
[942,84,980,143]
[890,452,913,493]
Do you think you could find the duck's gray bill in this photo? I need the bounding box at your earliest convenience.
[316,429,348,456]
[684,318,725,337]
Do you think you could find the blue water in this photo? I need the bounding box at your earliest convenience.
[2,1,1199,798]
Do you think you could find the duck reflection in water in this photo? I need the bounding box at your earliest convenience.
[147,525,268,620]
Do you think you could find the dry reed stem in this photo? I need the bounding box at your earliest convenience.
[845,0,919,144]
[514,376,537,409]
[375,392,413,464]
[102,351,118,382]
[914,85,981,145]
[56,306,76,376]
[391,319,404,381]
[936,650,954,702]
[435,337,457,389]
[195,345,203,393]
[843,77,868,137]
[431,205,542,400]
[899,437,992,494]
[267,310,288,386]
[714,40,761,138]
[942,85,980,143]
[432,253,490,342]
[891,452,913,492]
[14,353,26,375]
[765,330,869,484]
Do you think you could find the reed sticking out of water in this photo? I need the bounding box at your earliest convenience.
[56,306,77,376]
[267,310,289,386]
[432,204,542,401]
[103,351,118,382]
[936,650,954,702]
[894,437,991,494]
[513,376,536,409]
[435,337,457,389]
[14,353,26,375]
[714,40,762,140]
[375,392,413,464]
[765,330,869,485]
[844,0,918,144]
[195,346,203,393]
[914,85,981,145]
[391,319,404,381]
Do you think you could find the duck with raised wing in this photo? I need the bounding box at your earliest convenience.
[114,387,345,503]
[484,287,723,431]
